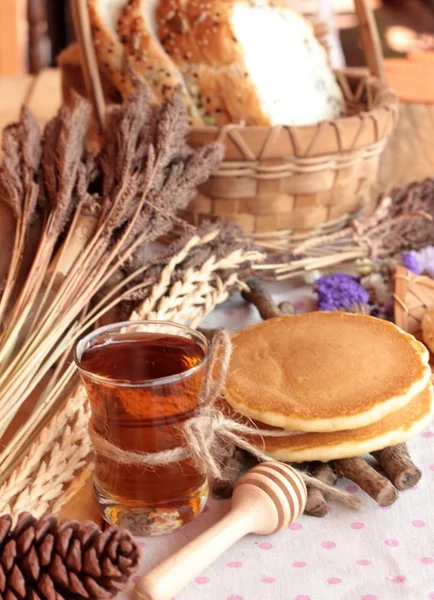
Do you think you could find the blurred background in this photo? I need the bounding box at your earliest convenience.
[0,0,434,76]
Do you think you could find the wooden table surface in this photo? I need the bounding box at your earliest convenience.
[1,67,433,522]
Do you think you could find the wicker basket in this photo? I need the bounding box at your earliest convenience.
[69,0,399,249]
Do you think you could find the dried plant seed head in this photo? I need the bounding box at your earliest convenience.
[0,125,23,219]
[19,106,41,179]
[41,95,91,236]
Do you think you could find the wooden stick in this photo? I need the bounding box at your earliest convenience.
[212,448,247,500]
[71,0,106,130]
[305,463,337,518]
[334,457,398,506]
[372,444,422,491]
[241,277,281,320]
[353,0,387,84]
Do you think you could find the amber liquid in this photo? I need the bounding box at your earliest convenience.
[80,332,208,535]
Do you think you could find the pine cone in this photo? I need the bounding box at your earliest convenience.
[0,513,140,600]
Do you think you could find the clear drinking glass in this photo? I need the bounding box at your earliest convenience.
[74,321,209,536]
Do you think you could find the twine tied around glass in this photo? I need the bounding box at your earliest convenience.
[89,331,362,510]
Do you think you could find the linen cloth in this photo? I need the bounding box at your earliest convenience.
[120,281,434,600]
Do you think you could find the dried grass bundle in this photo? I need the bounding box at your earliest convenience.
[0,83,262,510]
[260,180,434,280]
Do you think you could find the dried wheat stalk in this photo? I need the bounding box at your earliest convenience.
[0,385,91,518]
[129,226,263,326]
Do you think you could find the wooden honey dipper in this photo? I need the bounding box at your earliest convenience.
[134,461,307,600]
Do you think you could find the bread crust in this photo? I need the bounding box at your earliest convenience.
[87,0,137,99]
[157,0,205,66]
[184,0,245,66]
[155,0,278,124]
[184,62,272,126]
[215,64,271,125]
[58,42,121,104]
[117,0,203,123]
[182,64,232,125]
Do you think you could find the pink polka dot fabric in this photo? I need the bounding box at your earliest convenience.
[412,520,426,528]
[345,485,360,493]
[116,289,434,600]
[120,432,434,600]
[258,542,273,550]
[321,541,336,549]
[120,428,434,600]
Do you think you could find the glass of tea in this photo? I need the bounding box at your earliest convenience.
[74,321,209,536]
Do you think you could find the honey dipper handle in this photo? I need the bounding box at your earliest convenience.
[134,507,250,600]
[134,486,273,600]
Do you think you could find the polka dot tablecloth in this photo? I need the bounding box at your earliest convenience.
[121,281,434,600]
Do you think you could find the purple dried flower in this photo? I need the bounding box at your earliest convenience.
[402,246,434,277]
[402,250,422,275]
[315,273,370,312]
[419,246,434,278]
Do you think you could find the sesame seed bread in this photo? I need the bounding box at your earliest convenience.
[156,0,345,126]
[117,0,203,123]
[181,62,269,126]
[87,0,137,99]
[58,42,122,104]
[88,0,344,127]
[225,313,432,432]
[182,64,233,125]
[230,384,434,462]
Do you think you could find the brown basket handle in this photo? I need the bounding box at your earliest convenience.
[353,0,387,83]
[71,0,106,128]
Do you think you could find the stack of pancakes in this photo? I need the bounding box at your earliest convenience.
[225,312,433,462]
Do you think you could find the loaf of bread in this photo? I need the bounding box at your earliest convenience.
[117,0,203,123]
[88,0,345,127]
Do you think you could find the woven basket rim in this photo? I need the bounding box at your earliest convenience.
[190,70,398,135]
[188,69,399,160]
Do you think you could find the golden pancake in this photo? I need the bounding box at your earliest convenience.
[226,312,431,432]
[245,384,434,462]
